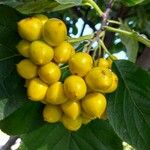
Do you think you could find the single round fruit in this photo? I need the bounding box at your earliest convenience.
[27,78,48,101]
[17,59,37,79]
[64,75,87,101]
[54,41,75,63]
[18,17,42,41]
[38,62,61,85]
[69,52,93,77]
[103,72,118,93]
[85,67,113,91]
[43,18,67,46]
[95,58,110,68]
[46,82,68,104]
[29,40,54,65]
[16,40,30,57]
[34,14,48,25]
[61,115,82,131]
[61,101,81,120]
[43,105,62,123]
[81,92,107,117]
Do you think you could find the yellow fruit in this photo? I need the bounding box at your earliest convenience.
[106,56,117,68]
[85,67,113,91]
[29,40,54,65]
[61,115,82,131]
[34,14,48,25]
[54,41,75,63]
[17,59,37,79]
[43,105,62,123]
[81,92,107,117]
[107,57,113,68]
[81,111,96,119]
[81,111,95,124]
[38,62,61,85]
[69,52,93,77]
[46,82,68,104]
[61,101,81,120]
[95,58,110,68]
[27,78,48,101]
[16,40,30,57]
[18,17,42,41]
[43,18,67,46]
[64,75,87,101]
[103,72,118,93]
[81,116,92,125]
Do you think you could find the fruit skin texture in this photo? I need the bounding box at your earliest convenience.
[103,72,118,93]
[43,105,62,123]
[17,59,37,79]
[61,101,81,120]
[43,18,67,46]
[38,62,61,85]
[18,17,42,41]
[62,115,82,131]
[69,52,93,77]
[46,82,68,104]
[95,58,110,68]
[34,14,48,25]
[29,41,54,65]
[16,40,30,57]
[27,78,48,101]
[81,92,107,117]
[64,75,87,101]
[54,41,75,64]
[85,67,113,91]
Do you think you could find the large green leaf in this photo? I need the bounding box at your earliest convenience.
[0,102,44,135]
[120,0,145,6]
[20,120,123,150]
[120,23,139,63]
[0,5,27,121]
[13,0,78,14]
[107,60,150,150]
[0,5,22,47]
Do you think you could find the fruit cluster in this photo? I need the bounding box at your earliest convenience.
[16,14,118,131]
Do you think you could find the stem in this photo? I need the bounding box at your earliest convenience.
[99,40,115,60]
[107,19,121,25]
[68,31,105,43]
[104,26,132,36]
[68,34,94,43]
[83,0,104,16]
[104,26,150,48]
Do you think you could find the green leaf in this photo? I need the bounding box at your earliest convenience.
[0,5,27,121]
[120,0,145,6]
[14,0,78,14]
[0,5,22,47]
[107,60,150,150]
[55,0,82,5]
[20,120,123,150]
[120,23,139,62]
[60,66,71,82]
[0,102,44,135]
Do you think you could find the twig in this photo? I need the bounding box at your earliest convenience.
[95,0,114,42]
